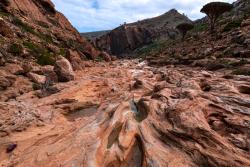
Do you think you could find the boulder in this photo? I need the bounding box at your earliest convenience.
[54,56,75,82]
[99,51,112,62]
[27,72,46,84]
[66,49,84,71]
[0,72,16,91]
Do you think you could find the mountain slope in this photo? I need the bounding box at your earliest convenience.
[93,9,191,55]
[81,30,111,41]
[136,0,250,76]
[0,0,99,66]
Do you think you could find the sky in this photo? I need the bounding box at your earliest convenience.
[51,0,235,33]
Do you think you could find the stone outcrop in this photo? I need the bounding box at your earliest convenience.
[54,56,75,82]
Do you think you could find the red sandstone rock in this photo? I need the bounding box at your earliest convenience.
[54,56,75,82]
[99,51,112,62]
[27,72,46,84]
[65,49,85,71]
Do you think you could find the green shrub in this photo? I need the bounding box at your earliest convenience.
[59,48,66,56]
[0,9,10,16]
[23,41,40,51]
[9,43,23,56]
[23,41,55,65]
[95,56,104,62]
[191,23,208,33]
[37,53,55,65]
[12,17,36,34]
[223,19,243,32]
[36,32,53,43]
[134,39,174,57]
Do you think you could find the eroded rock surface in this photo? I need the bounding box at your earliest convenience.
[0,60,249,167]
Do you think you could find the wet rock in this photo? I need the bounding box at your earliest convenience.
[54,56,75,82]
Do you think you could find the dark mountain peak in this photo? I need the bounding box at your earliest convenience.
[166,8,179,14]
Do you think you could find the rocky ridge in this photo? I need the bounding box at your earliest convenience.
[91,9,191,56]
[137,0,250,76]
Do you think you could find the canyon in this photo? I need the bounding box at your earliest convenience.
[0,0,250,167]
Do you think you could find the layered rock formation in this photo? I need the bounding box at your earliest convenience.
[93,9,191,55]
[0,60,249,167]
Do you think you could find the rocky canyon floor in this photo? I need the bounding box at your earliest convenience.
[0,60,250,167]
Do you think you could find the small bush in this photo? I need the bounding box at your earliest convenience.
[37,32,53,43]
[176,22,194,39]
[59,48,66,56]
[223,19,243,32]
[12,17,36,34]
[9,43,23,56]
[37,53,55,66]
[23,41,39,51]
[191,23,208,32]
[0,9,10,16]
[23,41,55,65]
[135,39,174,57]
[95,56,104,62]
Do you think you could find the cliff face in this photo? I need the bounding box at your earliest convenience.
[0,0,99,65]
[94,9,191,56]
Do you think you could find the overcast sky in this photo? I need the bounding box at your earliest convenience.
[51,0,235,32]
